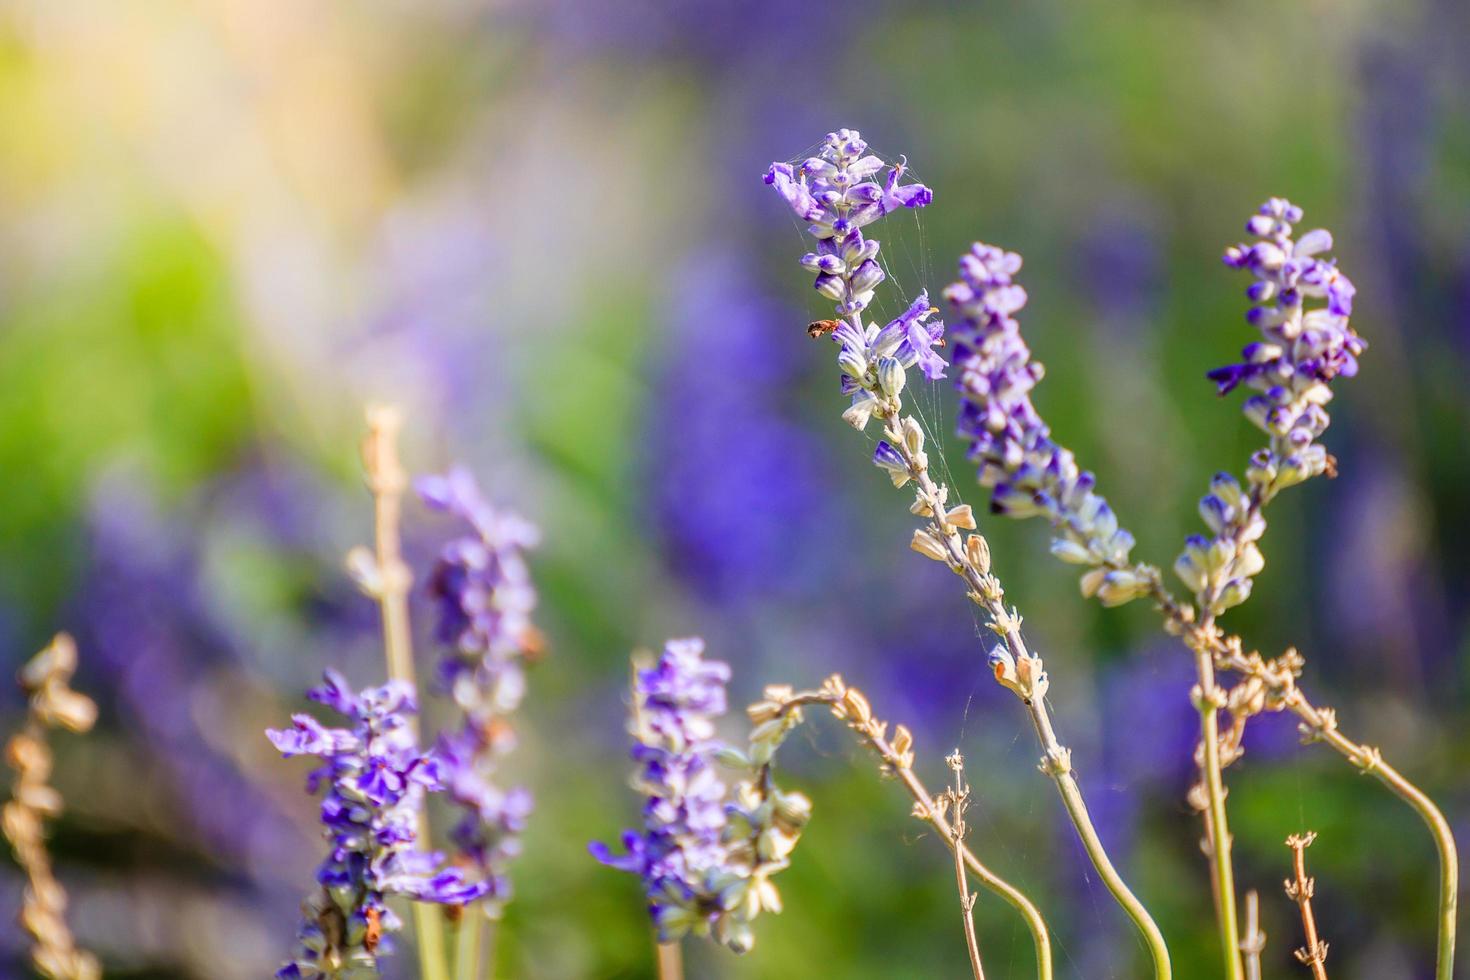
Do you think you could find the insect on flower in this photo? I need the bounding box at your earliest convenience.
[363,907,383,953]
[807,318,841,339]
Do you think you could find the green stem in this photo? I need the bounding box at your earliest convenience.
[1315,718,1458,980]
[1024,690,1172,980]
[892,746,1052,980]
[455,914,483,980]
[1192,645,1244,980]
[1199,632,1459,980]
[777,690,1053,979]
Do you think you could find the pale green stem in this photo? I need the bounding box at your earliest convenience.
[1021,681,1172,980]
[363,408,449,980]
[1192,640,1244,980]
[1295,693,1458,980]
[1178,611,1461,980]
[455,915,482,980]
[1241,890,1264,980]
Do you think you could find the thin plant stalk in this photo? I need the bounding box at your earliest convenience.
[777,688,1053,980]
[944,753,986,980]
[361,406,449,980]
[455,916,482,980]
[1241,890,1265,980]
[1285,833,1329,979]
[1191,639,1244,980]
[655,940,683,980]
[874,408,1170,980]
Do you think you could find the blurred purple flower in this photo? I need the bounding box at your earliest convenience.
[590,638,751,949]
[646,253,834,605]
[269,671,488,978]
[418,467,540,908]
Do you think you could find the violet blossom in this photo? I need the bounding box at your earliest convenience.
[268,671,488,979]
[417,467,540,910]
[591,638,806,954]
[1176,199,1367,616]
[764,130,947,430]
[944,243,1150,606]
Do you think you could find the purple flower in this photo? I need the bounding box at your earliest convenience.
[1177,200,1367,616]
[765,128,933,319]
[766,130,948,426]
[591,638,760,950]
[267,671,488,978]
[943,243,1147,605]
[418,467,541,911]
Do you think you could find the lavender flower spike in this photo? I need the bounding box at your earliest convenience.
[418,467,541,909]
[1177,199,1366,617]
[592,638,805,954]
[765,131,947,427]
[268,671,489,979]
[944,243,1150,607]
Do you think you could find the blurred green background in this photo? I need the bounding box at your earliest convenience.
[1,1,1467,977]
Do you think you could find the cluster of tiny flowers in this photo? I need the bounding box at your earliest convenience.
[765,130,947,430]
[592,639,801,953]
[268,672,488,979]
[944,243,1150,606]
[418,467,539,907]
[1175,200,1366,616]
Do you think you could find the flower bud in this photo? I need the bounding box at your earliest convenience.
[877,357,905,397]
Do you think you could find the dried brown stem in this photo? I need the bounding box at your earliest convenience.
[1285,833,1329,979]
[3,634,100,980]
[942,752,986,980]
[358,406,449,980]
[771,686,1053,980]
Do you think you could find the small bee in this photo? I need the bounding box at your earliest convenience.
[364,907,383,953]
[806,319,841,339]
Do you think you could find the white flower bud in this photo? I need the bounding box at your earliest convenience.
[877,356,906,397]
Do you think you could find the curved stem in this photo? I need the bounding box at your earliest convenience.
[1303,706,1456,980]
[1152,584,1459,980]
[1026,694,1172,980]
[880,423,1170,980]
[780,691,1053,980]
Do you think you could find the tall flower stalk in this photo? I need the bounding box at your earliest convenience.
[764,129,1170,979]
[940,205,1456,979]
[3,634,101,980]
[354,406,449,980]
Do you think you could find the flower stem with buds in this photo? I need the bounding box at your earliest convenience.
[878,407,1171,980]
